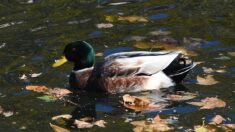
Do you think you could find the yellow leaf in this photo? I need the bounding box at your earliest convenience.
[153,115,161,122]
[105,15,115,22]
[50,123,70,132]
[52,56,68,68]
[52,114,72,121]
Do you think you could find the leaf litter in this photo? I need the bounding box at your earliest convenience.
[74,118,106,129]
[50,123,70,132]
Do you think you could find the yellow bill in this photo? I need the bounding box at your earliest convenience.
[52,56,68,67]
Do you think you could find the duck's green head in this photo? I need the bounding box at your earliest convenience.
[53,41,95,70]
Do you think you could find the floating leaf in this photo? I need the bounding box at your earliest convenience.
[131,115,174,132]
[105,15,116,22]
[26,85,71,98]
[94,120,106,128]
[118,16,148,23]
[37,95,57,102]
[52,56,68,68]
[52,114,72,121]
[166,92,197,101]
[96,23,113,29]
[121,94,168,111]
[228,51,235,57]
[197,75,218,85]
[74,120,94,129]
[50,123,70,132]
[210,115,225,124]
[2,111,14,117]
[187,97,226,109]
[30,73,42,78]
[19,74,27,80]
[48,88,72,98]
[26,85,49,93]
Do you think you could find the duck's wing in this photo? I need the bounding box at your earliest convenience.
[102,51,182,77]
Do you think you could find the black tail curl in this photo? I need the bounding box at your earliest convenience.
[163,54,196,83]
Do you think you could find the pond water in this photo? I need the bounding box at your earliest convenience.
[0,0,234,131]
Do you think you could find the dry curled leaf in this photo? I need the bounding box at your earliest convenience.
[187,97,226,109]
[50,123,70,132]
[197,75,218,85]
[52,114,72,121]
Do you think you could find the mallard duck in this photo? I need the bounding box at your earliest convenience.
[53,41,196,93]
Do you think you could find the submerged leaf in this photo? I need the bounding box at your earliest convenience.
[50,123,70,132]
[37,95,57,102]
[187,97,226,109]
[118,16,149,23]
[197,75,218,85]
[30,73,42,78]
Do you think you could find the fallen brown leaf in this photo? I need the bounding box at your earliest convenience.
[74,118,106,129]
[197,75,218,85]
[50,123,70,132]
[187,97,226,109]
